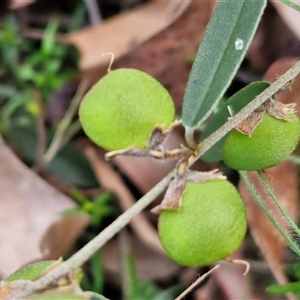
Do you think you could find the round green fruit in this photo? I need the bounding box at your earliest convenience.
[158,179,247,267]
[79,68,175,151]
[223,113,300,171]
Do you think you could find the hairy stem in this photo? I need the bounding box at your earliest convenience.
[257,170,300,237]
[240,171,300,256]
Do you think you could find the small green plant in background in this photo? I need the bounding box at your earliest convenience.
[80,252,104,295]
[68,189,114,227]
[0,7,102,188]
[267,264,300,296]
[0,14,79,130]
[125,254,183,300]
[3,1,300,299]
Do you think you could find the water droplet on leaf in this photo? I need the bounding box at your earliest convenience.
[235,38,244,51]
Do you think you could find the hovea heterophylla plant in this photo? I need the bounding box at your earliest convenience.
[8,1,300,299]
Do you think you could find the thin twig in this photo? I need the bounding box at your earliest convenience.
[257,171,300,242]
[239,171,300,256]
[61,120,82,146]
[34,91,47,172]
[43,77,89,164]
[175,265,219,300]
[83,0,102,25]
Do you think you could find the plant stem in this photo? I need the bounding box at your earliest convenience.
[257,170,300,237]
[175,265,219,300]
[43,77,89,164]
[83,0,103,25]
[239,171,300,256]
[10,172,174,300]
[11,59,300,299]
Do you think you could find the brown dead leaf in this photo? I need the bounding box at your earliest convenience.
[67,1,191,71]
[239,163,298,286]
[247,4,300,71]
[9,0,35,10]
[39,212,91,260]
[0,136,75,278]
[264,57,300,111]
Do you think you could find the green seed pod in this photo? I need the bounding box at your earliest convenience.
[223,113,300,171]
[79,68,175,151]
[158,179,247,267]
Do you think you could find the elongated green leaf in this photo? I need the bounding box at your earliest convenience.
[200,81,270,162]
[182,0,267,129]
[280,0,300,12]
[266,282,300,295]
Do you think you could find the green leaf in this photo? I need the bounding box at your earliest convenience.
[266,282,300,295]
[41,19,59,58]
[280,0,300,12]
[5,261,55,282]
[87,292,110,300]
[29,291,87,300]
[200,81,270,162]
[182,0,267,129]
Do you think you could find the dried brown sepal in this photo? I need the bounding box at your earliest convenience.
[151,173,186,213]
[233,106,265,136]
[105,120,184,160]
[152,170,225,213]
[105,146,147,160]
[233,99,297,137]
[148,120,182,150]
[265,100,297,120]
[147,126,167,151]
[149,147,191,160]
[186,168,226,182]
